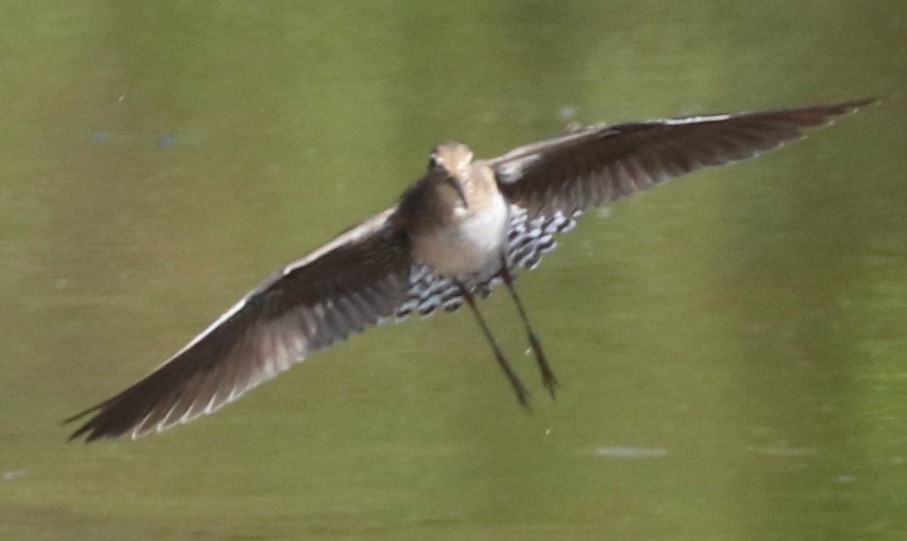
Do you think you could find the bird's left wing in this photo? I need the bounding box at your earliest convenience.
[391,100,873,319]
[490,99,872,218]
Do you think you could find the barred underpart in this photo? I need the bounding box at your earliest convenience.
[395,205,579,318]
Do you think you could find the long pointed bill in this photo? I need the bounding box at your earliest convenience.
[444,177,469,209]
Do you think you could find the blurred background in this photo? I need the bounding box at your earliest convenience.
[1,1,904,540]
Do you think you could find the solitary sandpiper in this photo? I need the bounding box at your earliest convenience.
[67,98,872,441]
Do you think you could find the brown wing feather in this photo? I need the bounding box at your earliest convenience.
[67,209,411,441]
[491,99,873,217]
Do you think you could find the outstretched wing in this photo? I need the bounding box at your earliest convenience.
[67,209,411,441]
[490,99,872,217]
[395,99,873,319]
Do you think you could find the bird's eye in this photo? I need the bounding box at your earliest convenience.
[427,155,438,170]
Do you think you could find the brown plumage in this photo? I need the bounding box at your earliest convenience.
[67,98,872,441]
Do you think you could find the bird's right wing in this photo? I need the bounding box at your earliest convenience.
[67,208,412,441]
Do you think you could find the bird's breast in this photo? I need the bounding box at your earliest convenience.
[410,189,509,279]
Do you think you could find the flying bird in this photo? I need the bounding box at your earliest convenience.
[67,98,872,441]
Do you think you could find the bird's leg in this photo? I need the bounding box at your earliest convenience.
[457,281,531,410]
[499,254,559,399]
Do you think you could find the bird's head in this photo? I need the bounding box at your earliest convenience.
[428,141,474,208]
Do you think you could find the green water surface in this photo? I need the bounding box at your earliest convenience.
[1,2,905,540]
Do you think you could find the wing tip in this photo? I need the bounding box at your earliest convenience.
[63,403,103,443]
[824,96,878,116]
[780,96,877,134]
[64,394,146,443]
[63,408,121,443]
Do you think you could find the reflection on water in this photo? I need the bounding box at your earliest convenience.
[594,447,669,459]
[1,2,904,540]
